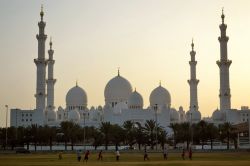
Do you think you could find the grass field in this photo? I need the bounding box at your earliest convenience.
[0,151,250,166]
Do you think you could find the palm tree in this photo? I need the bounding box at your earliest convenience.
[134,122,145,150]
[220,122,236,150]
[90,127,103,150]
[60,121,74,150]
[206,123,218,149]
[99,122,112,150]
[169,123,179,149]
[179,122,191,149]
[158,128,168,149]
[197,120,208,149]
[111,124,125,150]
[144,120,157,149]
[123,120,136,149]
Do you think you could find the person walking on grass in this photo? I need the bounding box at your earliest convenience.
[181,148,185,160]
[83,150,90,163]
[143,148,149,161]
[116,150,120,161]
[77,150,81,162]
[189,147,192,160]
[163,147,168,160]
[98,150,103,161]
[58,151,63,160]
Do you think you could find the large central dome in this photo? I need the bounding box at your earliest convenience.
[104,71,132,107]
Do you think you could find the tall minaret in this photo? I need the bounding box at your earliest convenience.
[34,5,47,112]
[188,39,199,111]
[216,9,232,110]
[46,37,56,109]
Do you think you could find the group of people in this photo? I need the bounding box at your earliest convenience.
[76,150,102,162]
[57,147,193,162]
[182,148,192,160]
[143,147,168,161]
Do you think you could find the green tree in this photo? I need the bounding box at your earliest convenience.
[60,121,74,150]
[90,127,103,150]
[220,122,237,150]
[134,122,146,150]
[169,123,179,148]
[206,123,218,149]
[123,120,136,149]
[197,120,208,149]
[111,124,125,150]
[99,122,112,150]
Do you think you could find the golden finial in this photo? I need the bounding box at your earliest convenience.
[159,80,161,86]
[221,7,225,24]
[40,4,44,20]
[49,36,52,49]
[191,38,194,51]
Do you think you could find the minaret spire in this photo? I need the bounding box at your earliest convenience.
[34,6,48,125]
[217,9,232,110]
[40,4,44,21]
[46,37,56,110]
[221,7,225,24]
[188,39,199,112]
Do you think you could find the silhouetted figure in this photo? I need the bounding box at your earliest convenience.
[144,149,149,161]
[77,150,81,162]
[189,148,192,160]
[163,147,168,160]
[98,150,103,161]
[58,151,63,160]
[116,150,120,161]
[181,148,185,160]
[83,150,90,162]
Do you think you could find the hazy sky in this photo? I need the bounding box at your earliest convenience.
[1,0,250,127]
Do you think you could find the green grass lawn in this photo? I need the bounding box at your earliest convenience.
[0,151,250,166]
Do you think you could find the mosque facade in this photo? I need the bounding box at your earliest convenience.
[10,8,250,130]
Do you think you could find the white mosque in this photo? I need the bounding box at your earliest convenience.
[10,8,250,129]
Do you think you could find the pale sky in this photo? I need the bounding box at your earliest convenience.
[1,0,250,127]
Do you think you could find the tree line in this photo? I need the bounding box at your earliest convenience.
[0,120,238,151]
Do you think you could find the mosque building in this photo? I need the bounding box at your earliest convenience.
[10,8,249,130]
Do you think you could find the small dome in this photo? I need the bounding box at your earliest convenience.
[97,105,103,111]
[104,72,132,106]
[212,109,223,121]
[179,106,184,112]
[170,108,179,121]
[149,84,171,108]
[68,109,80,122]
[66,84,87,109]
[128,89,143,109]
[90,106,95,111]
[46,108,57,122]
[58,106,64,112]
[186,110,201,122]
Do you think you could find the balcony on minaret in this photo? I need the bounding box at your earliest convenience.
[216,59,232,67]
[189,61,197,65]
[218,36,229,42]
[34,58,48,65]
[188,79,199,85]
[36,34,47,40]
